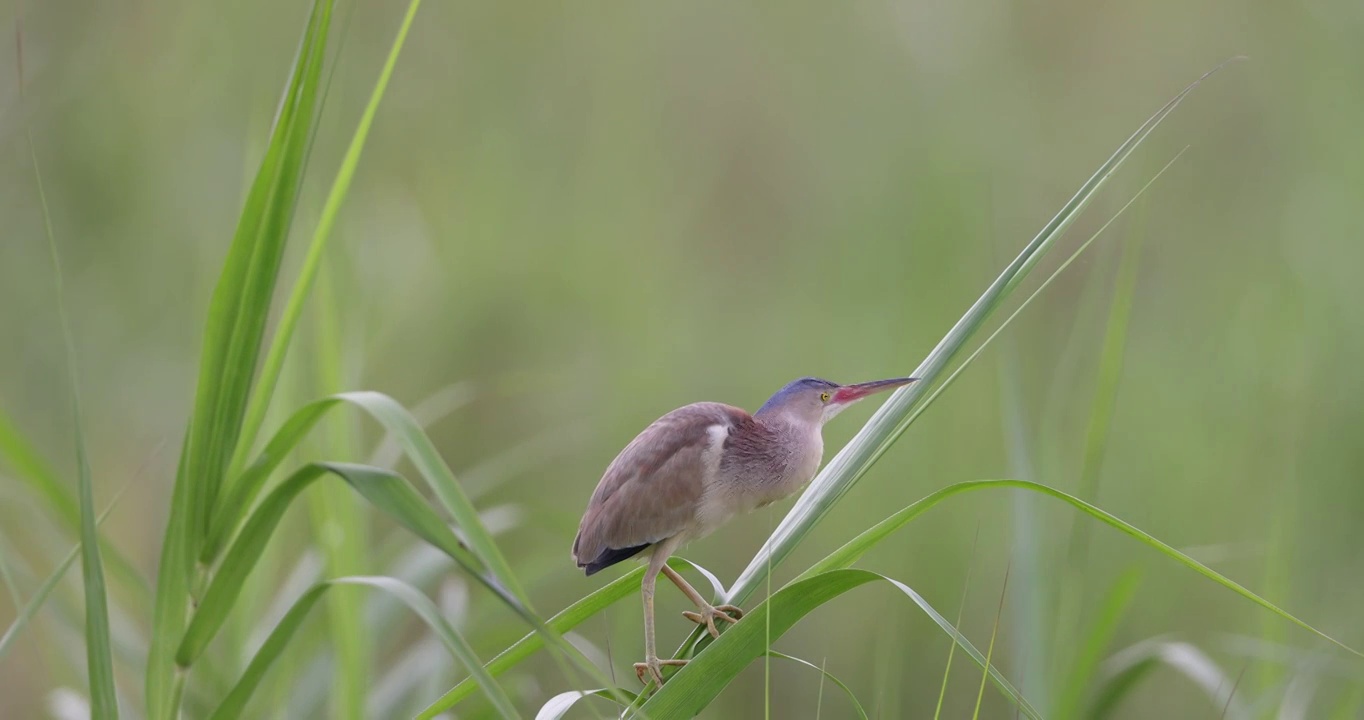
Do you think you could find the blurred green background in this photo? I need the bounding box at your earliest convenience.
[3,0,1363,717]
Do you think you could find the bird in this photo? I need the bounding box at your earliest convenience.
[571,375,917,688]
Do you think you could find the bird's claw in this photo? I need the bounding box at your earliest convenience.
[634,658,688,688]
[681,603,744,639]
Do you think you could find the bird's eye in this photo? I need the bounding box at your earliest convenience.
[820,392,831,402]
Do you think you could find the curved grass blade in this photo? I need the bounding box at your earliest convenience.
[146,2,334,716]
[1091,639,1250,719]
[208,391,526,606]
[533,651,861,720]
[31,102,117,718]
[800,479,1362,659]
[208,576,517,720]
[366,382,476,469]
[536,688,640,720]
[210,391,610,696]
[1087,653,1157,719]
[766,651,868,720]
[724,60,1243,612]
[637,569,1039,719]
[178,461,508,667]
[229,0,425,479]
[1056,567,1143,720]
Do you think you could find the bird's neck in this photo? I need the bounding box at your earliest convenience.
[754,412,815,436]
[754,415,823,464]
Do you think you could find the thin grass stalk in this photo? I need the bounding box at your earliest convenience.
[934,528,981,719]
[0,536,20,608]
[1053,200,1147,661]
[30,124,119,717]
[972,561,1012,720]
[998,346,1050,713]
[305,260,370,719]
[0,484,128,659]
[722,63,1236,611]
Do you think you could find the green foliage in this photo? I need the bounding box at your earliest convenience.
[6,0,1363,715]
[639,568,1040,718]
[209,576,517,720]
[229,0,426,480]
[146,0,335,715]
[803,479,1359,658]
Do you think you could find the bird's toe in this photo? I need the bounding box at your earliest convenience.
[715,604,744,621]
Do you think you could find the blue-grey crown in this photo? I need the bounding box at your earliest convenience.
[756,376,839,416]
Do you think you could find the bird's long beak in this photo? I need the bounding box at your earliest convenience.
[831,377,917,405]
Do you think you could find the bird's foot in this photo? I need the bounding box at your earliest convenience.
[634,657,689,688]
[681,603,744,639]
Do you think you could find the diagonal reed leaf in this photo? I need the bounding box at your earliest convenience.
[420,76,1225,717]
[208,575,517,720]
[723,60,1241,612]
[636,568,1040,719]
[799,479,1362,659]
[146,3,333,715]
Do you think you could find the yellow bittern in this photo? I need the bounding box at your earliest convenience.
[572,375,916,687]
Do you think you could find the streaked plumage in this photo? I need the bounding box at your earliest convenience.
[572,374,916,688]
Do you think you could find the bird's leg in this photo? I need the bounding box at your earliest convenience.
[660,564,743,639]
[633,548,689,689]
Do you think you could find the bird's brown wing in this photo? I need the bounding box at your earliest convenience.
[573,402,750,575]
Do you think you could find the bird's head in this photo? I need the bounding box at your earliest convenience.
[754,375,917,427]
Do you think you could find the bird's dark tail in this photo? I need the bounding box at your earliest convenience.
[580,543,650,576]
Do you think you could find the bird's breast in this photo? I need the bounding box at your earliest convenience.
[692,423,823,538]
